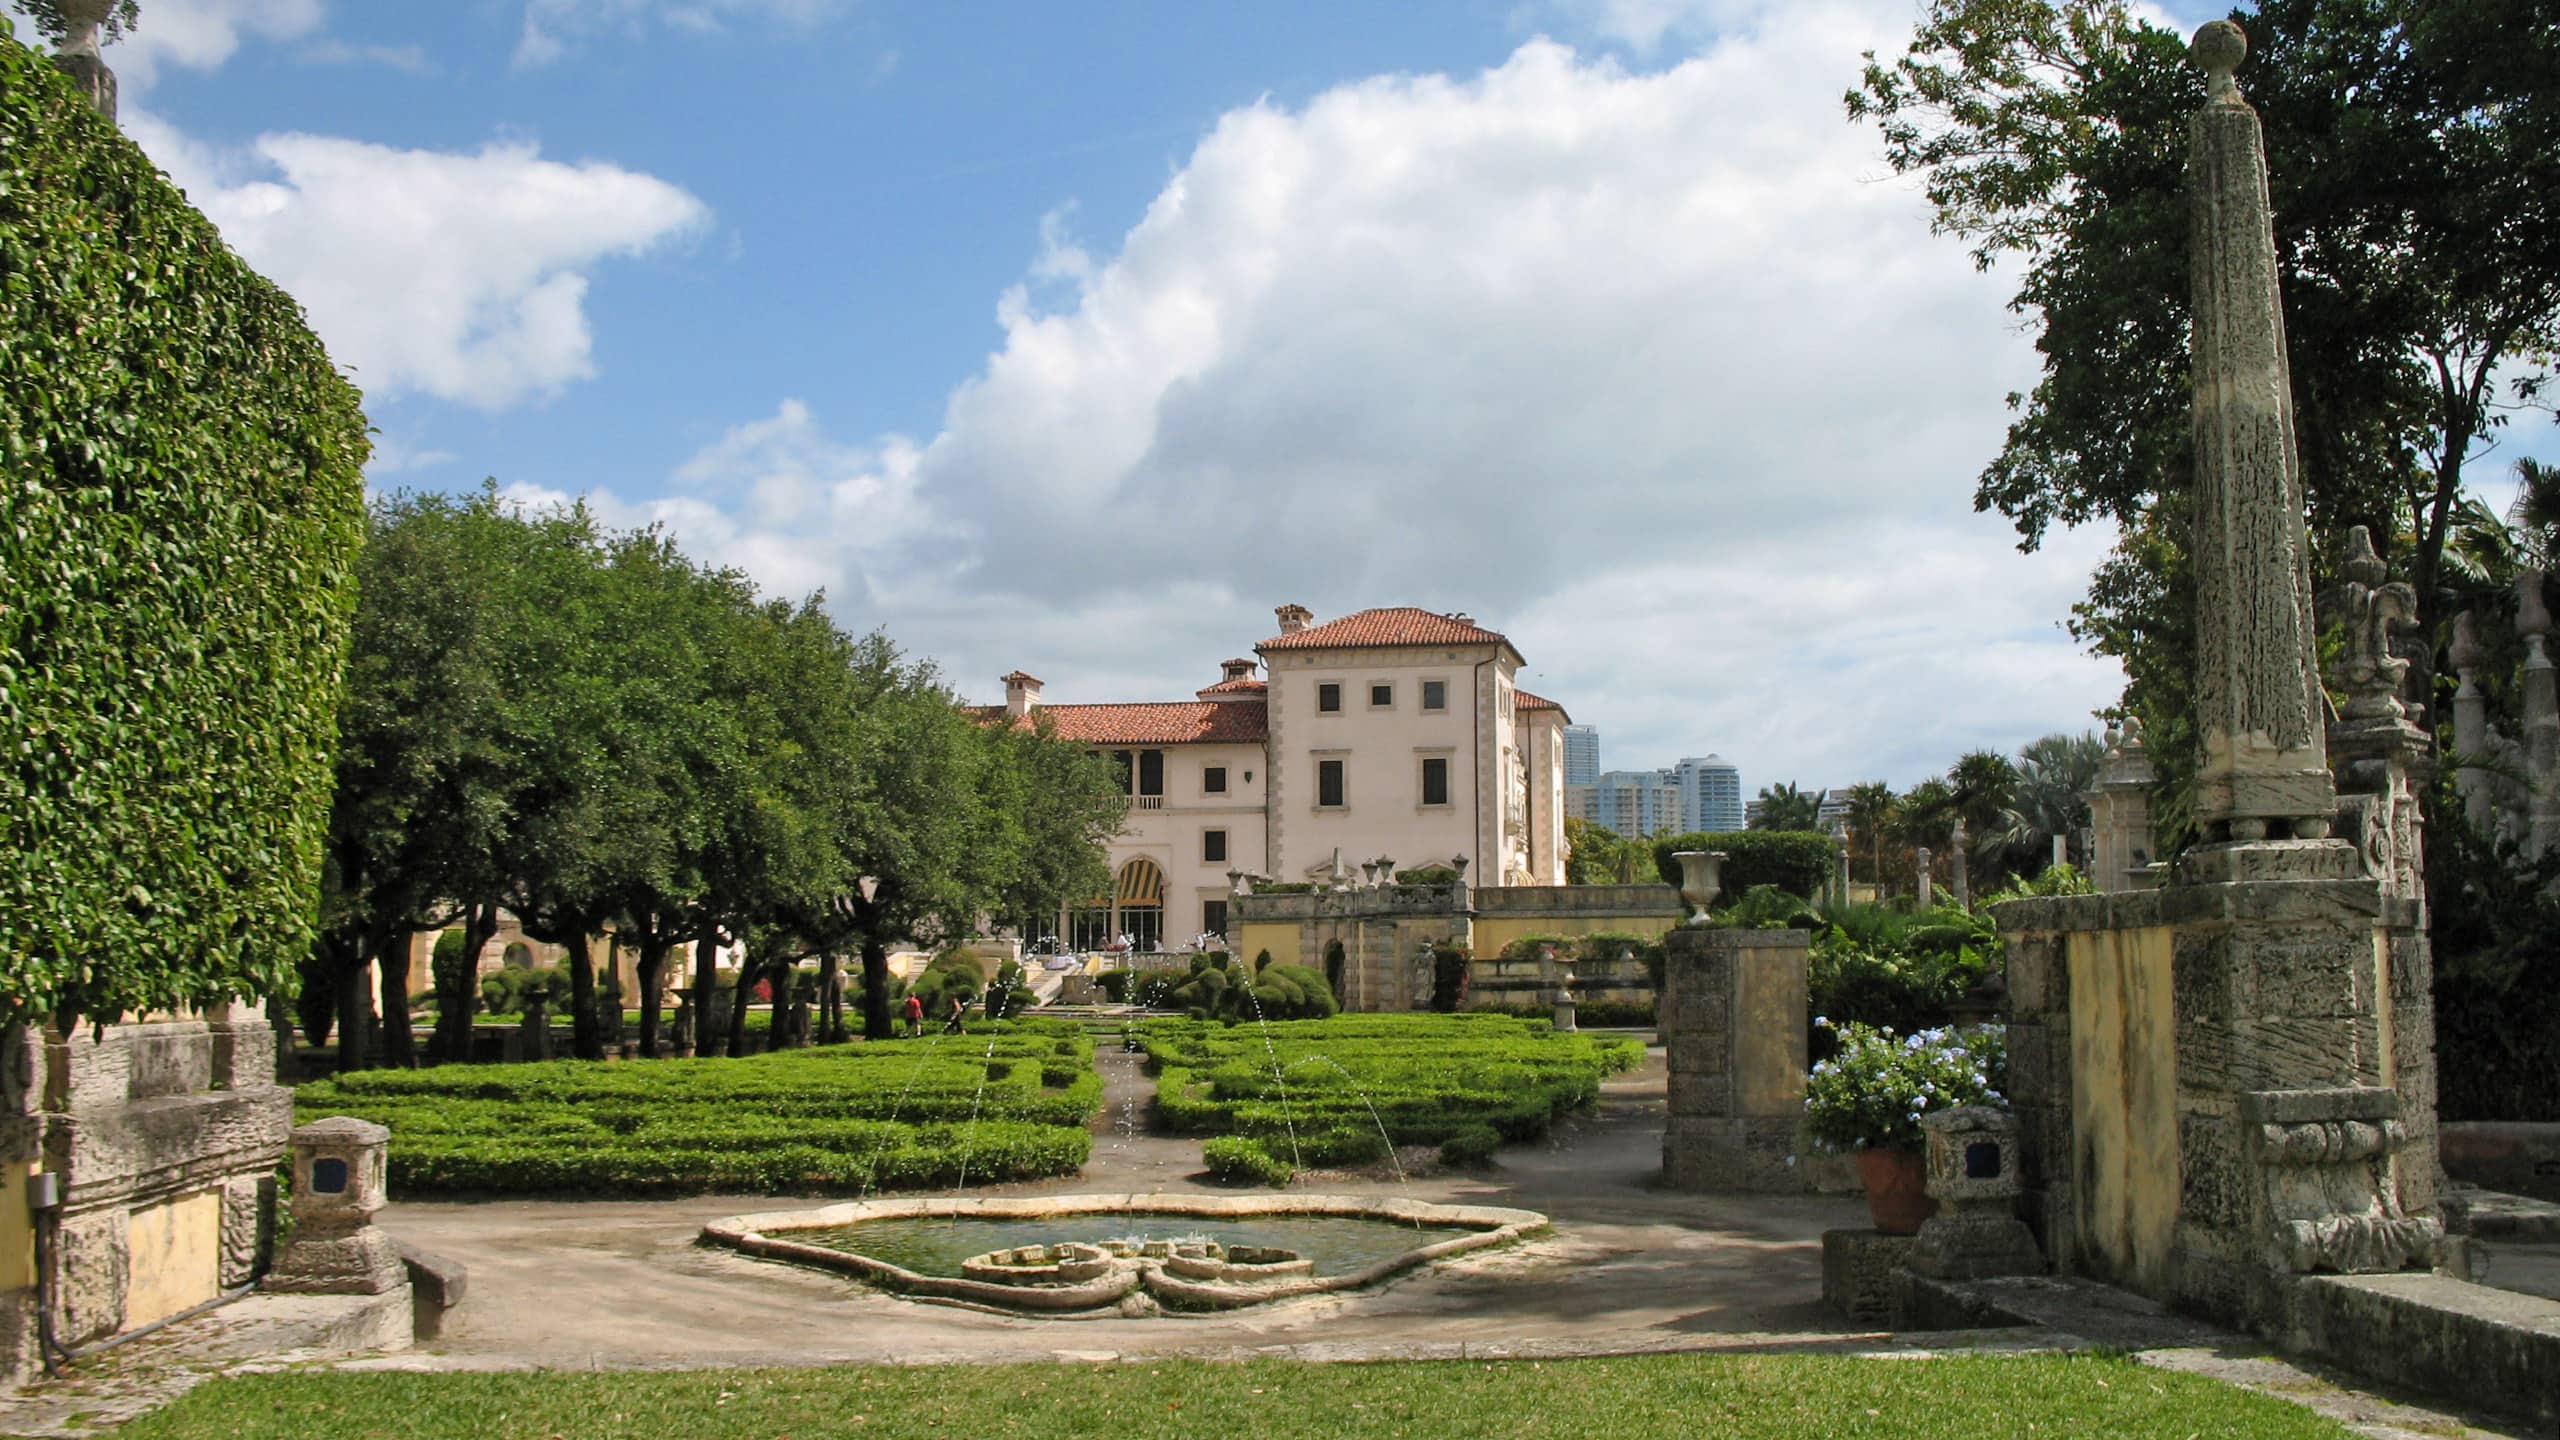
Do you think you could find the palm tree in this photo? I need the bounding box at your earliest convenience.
[1893,777,1956,898]
[1750,781,1821,832]
[1841,781,1897,889]
[1994,732,2106,873]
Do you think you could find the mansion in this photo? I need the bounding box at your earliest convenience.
[999,605,1572,951]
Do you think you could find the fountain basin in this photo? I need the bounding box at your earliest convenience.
[700,1193,1547,1315]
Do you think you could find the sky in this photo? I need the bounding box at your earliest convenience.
[26,0,2557,793]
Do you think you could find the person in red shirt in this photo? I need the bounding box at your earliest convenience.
[901,991,923,1038]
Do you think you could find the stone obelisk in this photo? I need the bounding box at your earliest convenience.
[2185,19,2334,852]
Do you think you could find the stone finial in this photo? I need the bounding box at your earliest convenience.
[1905,1106,2043,1280]
[2327,526,2419,721]
[2184,14,2335,846]
[2449,610,2485,681]
[49,0,121,122]
[2520,567,2553,640]
[2193,19,2246,104]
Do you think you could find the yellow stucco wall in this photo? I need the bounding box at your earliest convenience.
[0,1160,32,1296]
[1235,923,1307,970]
[122,1189,222,1330]
[1471,913,1674,960]
[2067,926,2179,1297]
[1737,946,1810,1116]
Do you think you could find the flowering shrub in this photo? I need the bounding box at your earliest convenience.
[1803,1020,2006,1153]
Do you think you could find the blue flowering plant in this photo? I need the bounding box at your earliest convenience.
[1803,1019,2006,1154]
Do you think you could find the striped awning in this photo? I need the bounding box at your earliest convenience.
[1116,857,1166,906]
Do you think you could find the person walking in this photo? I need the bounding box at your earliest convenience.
[943,993,968,1034]
[901,991,923,1039]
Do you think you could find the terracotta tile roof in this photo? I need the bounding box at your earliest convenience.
[1198,677,1268,694]
[1515,689,1567,718]
[1010,700,1267,746]
[1258,607,1509,652]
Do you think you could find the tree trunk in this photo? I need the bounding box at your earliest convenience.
[818,952,843,1044]
[567,930,601,1061]
[727,942,760,1058]
[433,902,500,1063]
[374,926,416,1068]
[691,921,724,1058]
[861,935,893,1041]
[637,931,670,1059]
[331,932,371,1074]
[266,992,301,1083]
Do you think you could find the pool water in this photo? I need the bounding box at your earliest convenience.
[792,1213,1477,1279]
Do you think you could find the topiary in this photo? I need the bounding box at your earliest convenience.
[1438,1125,1501,1167]
[3,23,369,1029]
[1202,1135,1293,1187]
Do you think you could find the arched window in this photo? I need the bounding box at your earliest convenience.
[1115,857,1165,952]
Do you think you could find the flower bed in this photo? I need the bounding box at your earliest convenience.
[1139,1013,1642,1179]
[293,1021,1099,1195]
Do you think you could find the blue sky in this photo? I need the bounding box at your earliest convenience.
[30,0,2556,792]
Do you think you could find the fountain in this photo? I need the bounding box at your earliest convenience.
[699,1193,1547,1315]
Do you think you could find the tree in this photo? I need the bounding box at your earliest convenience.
[1995,731,2107,871]
[1850,0,2560,742]
[1750,782,1822,832]
[1564,818,1654,885]
[1840,781,1899,886]
[19,2,140,46]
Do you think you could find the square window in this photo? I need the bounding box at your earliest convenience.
[1421,756,1450,807]
[1202,899,1229,936]
[1421,679,1448,711]
[1318,759,1346,808]
[1203,766,1228,794]
[1204,829,1228,864]
[1369,683,1394,708]
[1318,682,1342,713]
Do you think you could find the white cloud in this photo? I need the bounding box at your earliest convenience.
[365,435,459,479]
[507,400,941,608]
[534,13,2127,785]
[297,38,434,74]
[122,119,708,409]
[92,0,328,88]
[515,0,846,67]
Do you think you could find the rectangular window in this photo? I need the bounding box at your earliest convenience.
[1318,759,1346,809]
[1317,682,1342,713]
[1369,682,1394,708]
[1421,756,1450,807]
[1203,829,1228,863]
[1202,899,1229,937]
[1203,766,1228,794]
[1421,680,1448,712]
[1137,749,1164,797]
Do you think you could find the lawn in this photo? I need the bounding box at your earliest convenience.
[292,1020,1100,1195]
[111,1353,2350,1439]
[1140,1012,1643,1177]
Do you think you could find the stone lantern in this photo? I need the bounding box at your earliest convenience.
[1905,1106,2041,1281]
[266,1117,405,1295]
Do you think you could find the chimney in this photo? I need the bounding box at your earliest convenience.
[1449,611,1474,626]
[1220,658,1256,682]
[1276,603,1313,635]
[1000,670,1043,720]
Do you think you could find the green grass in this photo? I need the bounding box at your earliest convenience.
[292,1020,1100,1195]
[1141,1012,1642,1175]
[111,1354,2351,1439]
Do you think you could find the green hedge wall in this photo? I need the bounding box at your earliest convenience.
[1,23,368,1027]
[1648,831,1836,899]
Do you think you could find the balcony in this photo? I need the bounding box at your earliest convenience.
[1134,795,1164,810]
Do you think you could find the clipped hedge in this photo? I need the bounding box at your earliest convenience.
[2,21,369,1027]
[1141,1013,1641,1177]
[1648,831,1835,900]
[295,1021,1099,1195]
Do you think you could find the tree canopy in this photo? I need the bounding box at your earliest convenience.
[1850,0,2560,776]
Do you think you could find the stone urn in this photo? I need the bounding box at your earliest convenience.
[1854,1148,1938,1236]
[1672,850,1726,922]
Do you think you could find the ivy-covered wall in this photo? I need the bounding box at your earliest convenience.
[1,21,368,1027]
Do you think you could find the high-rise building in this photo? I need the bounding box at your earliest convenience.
[1593,769,1681,838]
[1669,755,1743,834]
[1563,725,1600,787]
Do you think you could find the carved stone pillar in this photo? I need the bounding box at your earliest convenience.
[2449,612,2491,832]
[2087,720,2161,892]
[2519,569,2560,859]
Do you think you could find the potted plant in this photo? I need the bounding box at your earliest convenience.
[1803,1019,2007,1234]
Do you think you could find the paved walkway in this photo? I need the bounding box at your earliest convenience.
[368,1040,1876,1368]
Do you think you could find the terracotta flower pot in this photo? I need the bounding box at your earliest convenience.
[1855,1147,1938,1235]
